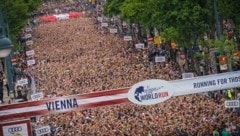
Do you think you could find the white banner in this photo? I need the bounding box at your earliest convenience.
[35,126,51,136]
[225,100,240,108]
[135,43,144,49]
[26,50,35,56]
[31,92,44,101]
[123,36,132,41]
[171,71,240,96]
[155,56,166,63]
[109,28,117,34]
[182,72,194,79]
[27,59,36,66]
[128,71,240,105]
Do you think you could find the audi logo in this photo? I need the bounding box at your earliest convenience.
[37,127,49,134]
[8,127,22,134]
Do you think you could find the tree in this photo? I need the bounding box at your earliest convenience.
[103,0,125,17]
[0,0,41,49]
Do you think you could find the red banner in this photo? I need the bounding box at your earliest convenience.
[0,88,130,121]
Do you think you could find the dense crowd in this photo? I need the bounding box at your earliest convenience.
[28,18,240,136]
[13,1,240,136]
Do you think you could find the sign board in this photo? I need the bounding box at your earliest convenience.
[220,64,228,71]
[154,36,160,44]
[15,98,24,102]
[135,43,144,49]
[17,78,28,86]
[11,58,17,63]
[122,22,127,26]
[35,126,51,136]
[31,92,44,101]
[97,17,103,22]
[27,59,36,66]
[148,37,153,42]
[182,73,194,79]
[101,23,108,27]
[123,36,132,41]
[26,40,33,46]
[25,34,32,39]
[225,100,240,108]
[109,28,117,34]
[0,119,31,136]
[155,56,166,63]
[26,50,35,56]
[25,27,32,32]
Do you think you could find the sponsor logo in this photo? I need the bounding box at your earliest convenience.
[8,126,22,134]
[35,126,51,136]
[36,127,49,134]
[128,79,175,105]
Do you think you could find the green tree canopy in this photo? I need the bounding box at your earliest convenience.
[0,0,41,49]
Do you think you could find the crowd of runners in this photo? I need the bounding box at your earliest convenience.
[4,0,240,135]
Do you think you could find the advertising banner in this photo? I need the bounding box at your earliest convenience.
[0,119,31,136]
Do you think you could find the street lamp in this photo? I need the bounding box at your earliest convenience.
[0,26,12,58]
[0,26,14,100]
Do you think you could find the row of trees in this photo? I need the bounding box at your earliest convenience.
[103,0,240,74]
[0,0,41,47]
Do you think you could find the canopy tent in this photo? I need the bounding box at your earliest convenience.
[40,15,57,23]
[69,12,82,18]
[39,12,82,23]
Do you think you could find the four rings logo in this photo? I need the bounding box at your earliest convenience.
[8,126,22,134]
[35,126,51,135]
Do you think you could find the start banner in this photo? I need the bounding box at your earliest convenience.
[1,71,240,121]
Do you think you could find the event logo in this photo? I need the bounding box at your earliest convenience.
[128,79,175,105]
[134,86,166,102]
